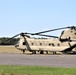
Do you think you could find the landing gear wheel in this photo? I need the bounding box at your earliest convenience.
[40,51,44,54]
[46,51,48,54]
[62,51,66,54]
[53,52,56,54]
[32,51,36,54]
[23,50,25,54]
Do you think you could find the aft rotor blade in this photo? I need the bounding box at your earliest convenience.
[32,26,70,35]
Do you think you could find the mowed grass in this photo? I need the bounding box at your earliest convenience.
[0,65,76,75]
[0,46,76,75]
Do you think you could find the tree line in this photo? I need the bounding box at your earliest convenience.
[0,37,19,45]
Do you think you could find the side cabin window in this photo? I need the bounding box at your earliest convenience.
[57,43,60,46]
[40,43,42,46]
[51,43,55,46]
[48,43,55,46]
[49,43,51,46]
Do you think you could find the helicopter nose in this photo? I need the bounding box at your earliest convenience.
[15,45,19,48]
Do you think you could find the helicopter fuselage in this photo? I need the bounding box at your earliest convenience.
[15,26,76,54]
[15,36,76,54]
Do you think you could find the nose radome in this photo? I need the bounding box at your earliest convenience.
[15,45,19,48]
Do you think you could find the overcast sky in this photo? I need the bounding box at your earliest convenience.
[0,0,76,37]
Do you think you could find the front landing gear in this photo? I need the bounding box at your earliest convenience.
[22,50,25,54]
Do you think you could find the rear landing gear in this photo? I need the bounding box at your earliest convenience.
[53,52,56,54]
[40,51,44,54]
[32,51,36,54]
[46,51,48,54]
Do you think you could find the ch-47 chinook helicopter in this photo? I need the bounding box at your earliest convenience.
[9,26,76,54]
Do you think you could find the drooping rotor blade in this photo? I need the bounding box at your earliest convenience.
[4,33,20,42]
[3,32,32,42]
[10,33,20,39]
[32,26,70,35]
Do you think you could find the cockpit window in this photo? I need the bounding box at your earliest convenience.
[23,42,26,45]
[40,43,42,46]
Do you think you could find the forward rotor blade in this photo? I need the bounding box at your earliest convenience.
[39,34,58,38]
[4,33,20,42]
[24,33,58,38]
[24,32,33,35]
[36,34,58,38]
[32,26,70,35]
[10,33,20,39]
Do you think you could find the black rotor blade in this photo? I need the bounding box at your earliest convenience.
[36,34,58,38]
[32,26,70,35]
[24,32,33,35]
[4,33,20,42]
[10,33,20,39]
[24,32,58,38]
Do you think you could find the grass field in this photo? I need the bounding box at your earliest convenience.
[0,46,21,53]
[0,46,76,75]
[0,65,76,75]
